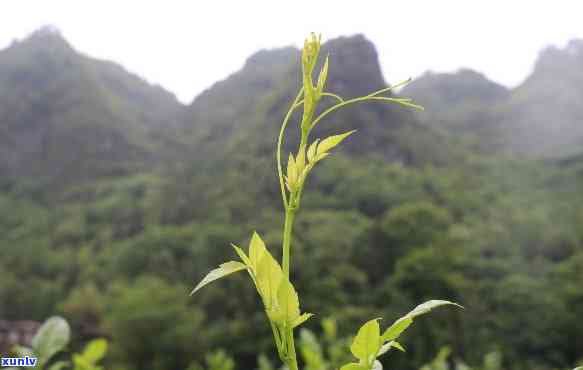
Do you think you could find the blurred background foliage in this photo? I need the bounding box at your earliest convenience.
[1,28,583,370]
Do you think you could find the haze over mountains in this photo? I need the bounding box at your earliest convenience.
[404,39,583,158]
[0,28,183,184]
[1,27,582,188]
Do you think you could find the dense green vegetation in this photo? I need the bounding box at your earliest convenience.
[10,316,107,370]
[1,28,582,370]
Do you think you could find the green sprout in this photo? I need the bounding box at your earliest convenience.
[191,33,460,370]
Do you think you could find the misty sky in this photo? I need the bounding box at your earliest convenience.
[2,1,582,103]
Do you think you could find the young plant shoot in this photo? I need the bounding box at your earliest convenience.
[191,33,461,370]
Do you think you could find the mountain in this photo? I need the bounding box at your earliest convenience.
[500,40,583,157]
[403,69,508,128]
[182,35,457,167]
[0,27,183,188]
[180,46,299,159]
[1,29,454,198]
[403,40,583,158]
[3,27,583,191]
[155,34,463,225]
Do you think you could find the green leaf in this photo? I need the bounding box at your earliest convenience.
[231,243,252,267]
[317,130,356,155]
[340,363,367,370]
[249,232,267,271]
[407,300,462,318]
[32,316,71,367]
[256,250,283,309]
[277,278,300,325]
[382,300,461,341]
[307,140,319,162]
[81,338,108,364]
[314,152,330,162]
[292,312,314,328]
[296,150,307,175]
[73,344,106,370]
[316,55,329,96]
[381,316,412,342]
[371,360,383,370]
[286,153,298,188]
[190,261,247,295]
[73,353,90,370]
[378,341,405,356]
[350,318,381,364]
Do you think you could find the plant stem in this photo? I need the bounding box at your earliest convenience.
[285,327,300,370]
[269,321,284,359]
[279,205,299,370]
[276,89,307,370]
[281,203,297,279]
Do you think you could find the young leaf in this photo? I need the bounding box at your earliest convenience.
[190,261,247,295]
[257,250,283,309]
[249,232,267,271]
[381,316,412,342]
[80,338,108,363]
[371,360,383,370]
[382,300,461,341]
[407,300,462,318]
[286,153,298,190]
[31,316,71,367]
[340,363,367,370]
[316,55,329,97]
[378,341,405,356]
[314,152,330,163]
[295,149,306,175]
[231,243,252,267]
[292,312,314,328]
[73,353,91,370]
[307,139,319,162]
[350,318,381,364]
[317,130,356,155]
[277,278,300,325]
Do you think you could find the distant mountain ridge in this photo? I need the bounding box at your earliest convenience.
[181,34,456,168]
[0,27,183,186]
[1,27,582,192]
[403,39,583,158]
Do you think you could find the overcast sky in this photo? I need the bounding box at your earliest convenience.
[2,1,582,103]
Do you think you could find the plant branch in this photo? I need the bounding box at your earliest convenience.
[310,92,423,130]
[321,92,344,103]
[277,88,304,209]
[364,77,413,98]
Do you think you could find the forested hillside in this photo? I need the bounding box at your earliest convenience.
[0,27,183,190]
[1,28,582,370]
